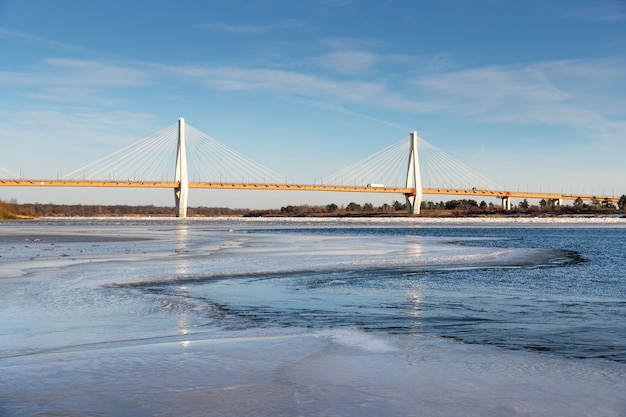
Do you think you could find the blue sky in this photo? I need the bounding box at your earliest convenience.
[1,0,625,209]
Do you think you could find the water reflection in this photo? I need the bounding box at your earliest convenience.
[174,285,190,340]
[406,242,423,257]
[174,223,190,276]
[405,289,423,318]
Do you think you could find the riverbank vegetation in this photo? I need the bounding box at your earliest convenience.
[0,199,36,219]
[1,195,624,218]
[271,196,626,217]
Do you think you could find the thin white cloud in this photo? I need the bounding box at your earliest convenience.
[197,19,303,34]
[43,58,153,87]
[287,96,410,130]
[415,65,572,110]
[3,33,624,144]
[311,37,421,76]
[313,50,380,75]
[156,56,626,140]
[162,60,442,113]
[170,65,386,101]
[321,37,390,51]
[0,28,92,54]
[560,2,626,22]
[0,58,154,105]
[0,58,152,88]
[409,58,626,139]
[2,110,159,148]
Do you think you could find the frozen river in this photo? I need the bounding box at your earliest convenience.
[1,217,625,416]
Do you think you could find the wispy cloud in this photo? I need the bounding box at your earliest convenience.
[197,19,303,34]
[313,50,380,75]
[3,28,625,144]
[43,58,153,87]
[0,58,153,104]
[287,96,410,130]
[311,37,415,75]
[113,54,626,140]
[0,28,92,54]
[409,58,626,139]
[169,65,385,101]
[560,1,626,22]
[1,109,159,150]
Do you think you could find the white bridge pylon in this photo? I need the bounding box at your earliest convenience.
[406,131,421,215]
[174,118,188,218]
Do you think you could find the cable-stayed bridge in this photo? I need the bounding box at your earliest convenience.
[1,118,620,217]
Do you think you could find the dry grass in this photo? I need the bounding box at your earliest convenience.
[0,200,36,220]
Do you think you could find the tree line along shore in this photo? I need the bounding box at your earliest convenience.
[2,196,626,220]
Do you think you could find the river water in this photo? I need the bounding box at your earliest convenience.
[1,217,625,416]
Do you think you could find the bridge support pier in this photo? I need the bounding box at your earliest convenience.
[405,131,422,215]
[501,196,511,211]
[174,117,189,218]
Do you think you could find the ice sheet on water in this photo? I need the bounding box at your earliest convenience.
[104,230,576,292]
[2,327,625,416]
[315,328,398,352]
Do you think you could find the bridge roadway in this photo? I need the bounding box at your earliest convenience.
[1,179,620,203]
